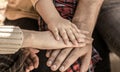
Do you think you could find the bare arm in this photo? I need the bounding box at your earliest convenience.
[22,30,88,49]
[0,26,88,54]
[35,0,61,24]
[34,0,88,45]
[22,30,69,49]
[72,0,104,36]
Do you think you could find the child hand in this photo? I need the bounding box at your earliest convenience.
[25,48,39,72]
[47,18,87,45]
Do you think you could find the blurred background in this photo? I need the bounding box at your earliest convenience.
[0,0,120,72]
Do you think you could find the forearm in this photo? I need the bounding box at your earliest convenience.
[22,30,80,49]
[0,26,65,54]
[0,25,88,54]
[72,0,104,36]
[35,0,61,24]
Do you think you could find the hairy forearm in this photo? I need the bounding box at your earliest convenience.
[72,0,104,36]
[35,0,61,24]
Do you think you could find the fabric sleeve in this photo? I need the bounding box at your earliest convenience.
[0,26,23,54]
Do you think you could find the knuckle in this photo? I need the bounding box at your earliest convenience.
[63,60,69,66]
[68,25,72,28]
[61,50,68,54]
[72,29,76,32]
[68,31,72,35]
[50,55,56,59]
[76,36,80,40]
[53,29,58,33]
[61,32,66,35]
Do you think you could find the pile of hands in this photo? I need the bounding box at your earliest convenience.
[25,18,93,72]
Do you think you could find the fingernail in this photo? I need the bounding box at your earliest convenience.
[59,66,65,71]
[47,61,52,67]
[51,65,57,70]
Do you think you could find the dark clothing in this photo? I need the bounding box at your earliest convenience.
[97,0,120,57]
[0,49,30,72]
[94,0,120,72]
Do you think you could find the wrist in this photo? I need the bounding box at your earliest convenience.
[47,16,62,25]
[72,21,93,37]
[22,30,34,48]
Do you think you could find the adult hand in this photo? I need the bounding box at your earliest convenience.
[46,45,92,72]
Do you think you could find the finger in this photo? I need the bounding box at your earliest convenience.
[60,28,69,44]
[47,50,60,67]
[71,28,86,43]
[46,50,52,58]
[71,24,80,33]
[52,28,60,40]
[77,42,87,48]
[78,33,87,39]
[66,29,78,45]
[29,48,39,53]
[59,47,88,72]
[30,53,39,68]
[81,30,89,34]
[10,49,30,71]
[85,37,93,44]
[51,48,73,71]
[26,57,34,71]
[25,69,30,72]
[80,47,92,72]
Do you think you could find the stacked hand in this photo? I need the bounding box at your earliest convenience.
[22,17,92,72]
[47,17,92,72]
[46,45,92,72]
[48,17,89,45]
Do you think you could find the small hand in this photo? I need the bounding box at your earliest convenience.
[48,17,88,45]
[25,48,39,72]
